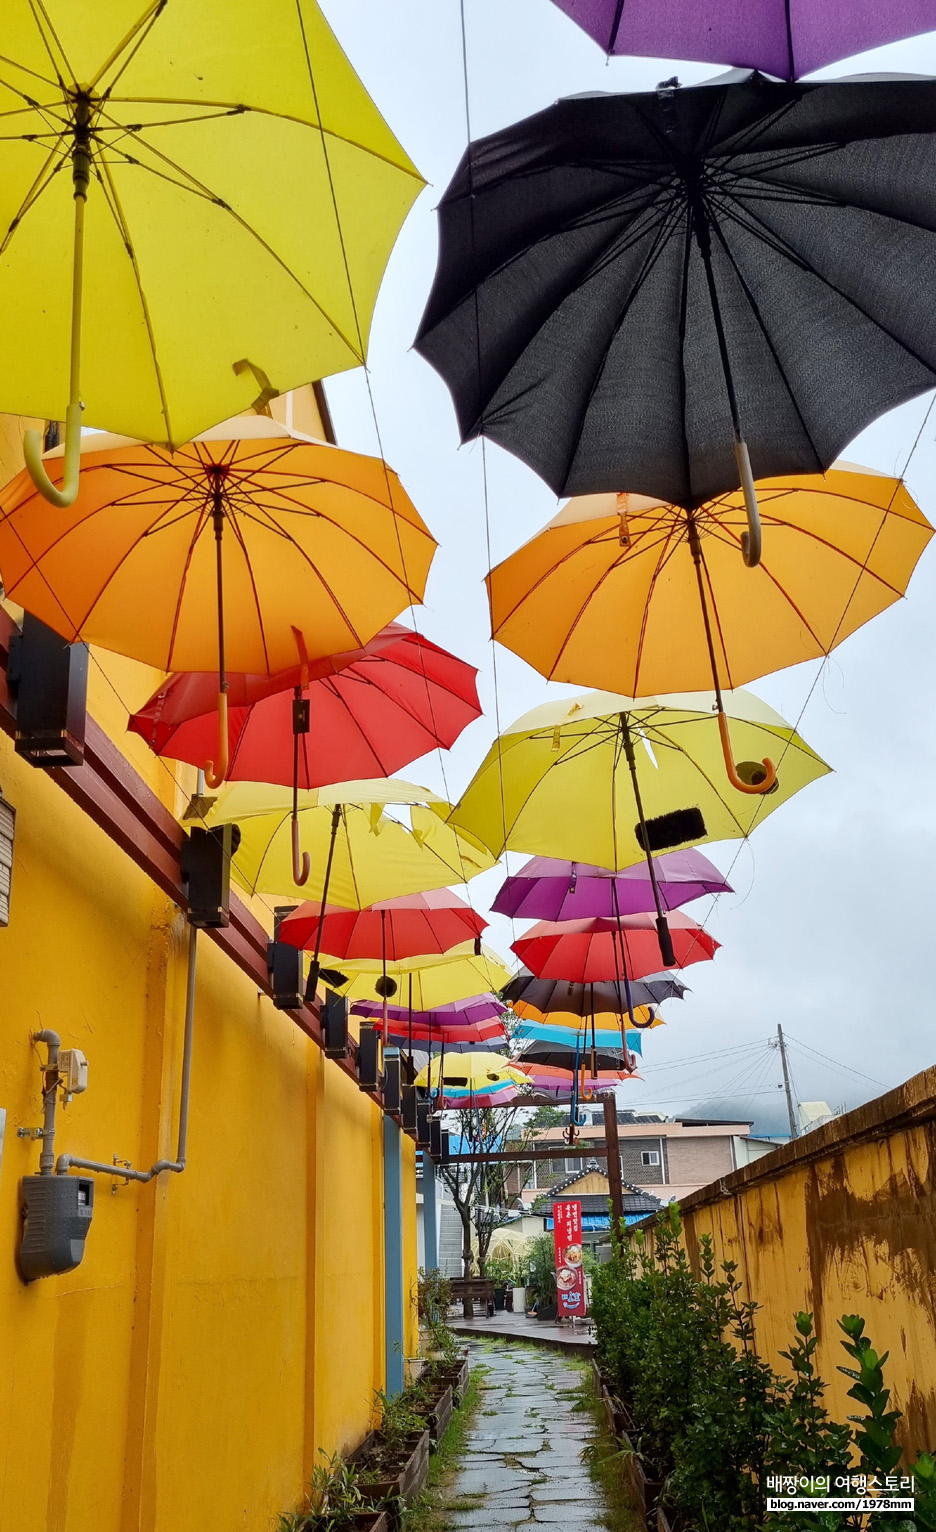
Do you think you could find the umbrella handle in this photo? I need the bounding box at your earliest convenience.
[734,439,762,568]
[718,710,776,795]
[203,692,230,790]
[290,815,311,887]
[24,404,84,508]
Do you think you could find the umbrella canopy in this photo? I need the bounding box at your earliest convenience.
[382,1019,509,1052]
[351,994,507,1029]
[414,1053,527,1092]
[512,1009,664,1043]
[504,971,687,1014]
[448,690,828,868]
[128,623,481,788]
[492,850,730,921]
[548,0,936,79]
[512,912,719,982]
[518,1063,636,1095]
[279,889,487,959]
[0,420,437,784]
[487,466,933,697]
[518,1041,634,1071]
[414,71,936,561]
[338,943,513,1008]
[204,781,494,904]
[0,0,423,503]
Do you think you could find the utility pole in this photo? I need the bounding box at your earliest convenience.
[777,1025,798,1140]
[602,1094,625,1238]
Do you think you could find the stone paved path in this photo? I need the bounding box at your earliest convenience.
[438,1340,613,1530]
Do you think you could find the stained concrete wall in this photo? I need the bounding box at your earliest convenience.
[634,1066,936,1454]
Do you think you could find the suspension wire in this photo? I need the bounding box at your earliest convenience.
[783,1031,887,1090]
[295,0,508,992]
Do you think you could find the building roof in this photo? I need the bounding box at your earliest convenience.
[531,1166,663,1219]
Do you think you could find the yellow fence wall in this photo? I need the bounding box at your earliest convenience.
[0,716,416,1531]
[636,1067,936,1455]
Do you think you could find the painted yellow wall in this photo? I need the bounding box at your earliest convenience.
[633,1068,936,1455]
[0,388,419,1530]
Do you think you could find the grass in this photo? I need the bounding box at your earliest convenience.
[564,1359,644,1532]
[401,1364,488,1532]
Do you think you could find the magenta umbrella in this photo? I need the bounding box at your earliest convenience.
[549,0,936,79]
[492,850,730,922]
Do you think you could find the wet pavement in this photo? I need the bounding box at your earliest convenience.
[438,1341,612,1530]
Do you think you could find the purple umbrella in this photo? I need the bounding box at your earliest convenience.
[549,0,936,80]
[492,850,731,922]
[349,994,506,1028]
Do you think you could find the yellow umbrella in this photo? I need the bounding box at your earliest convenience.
[414,1052,527,1093]
[338,943,513,1008]
[0,418,436,781]
[0,0,423,503]
[487,465,931,794]
[203,780,495,904]
[447,688,828,961]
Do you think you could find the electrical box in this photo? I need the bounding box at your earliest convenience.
[401,1084,418,1137]
[357,1024,380,1092]
[416,1100,431,1149]
[18,1174,94,1282]
[57,1048,88,1095]
[429,1116,444,1162]
[635,806,706,854]
[268,907,304,1010]
[438,1130,452,1166]
[181,824,239,928]
[10,614,89,768]
[323,991,349,1058]
[383,1050,402,1115]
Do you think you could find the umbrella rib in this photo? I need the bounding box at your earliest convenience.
[105,95,423,181]
[163,491,213,672]
[94,153,174,441]
[25,0,71,90]
[219,498,272,675]
[91,1,172,95]
[553,191,686,492]
[91,106,362,356]
[0,53,62,92]
[711,185,936,377]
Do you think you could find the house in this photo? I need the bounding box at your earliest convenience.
[507,1110,781,1204]
[533,1165,664,1247]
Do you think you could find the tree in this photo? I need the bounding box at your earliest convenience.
[439,1103,539,1277]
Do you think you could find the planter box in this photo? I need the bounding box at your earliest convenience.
[359,1429,431,1517]
[435,1355,469,1403]
[591,1362,663,1522]
[425,1383,454,1446]
[536,1303,558,1322]
[352,1516,390,1532]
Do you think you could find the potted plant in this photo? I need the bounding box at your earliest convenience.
[486,1254,511,1311]
[278,1451,396,1532]
[508,1245,530,1315]
[526,1232,558,1321]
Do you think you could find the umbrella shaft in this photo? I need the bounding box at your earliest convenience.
[686,183,743,442]
[212,490,226,692]
[686,510,725,710]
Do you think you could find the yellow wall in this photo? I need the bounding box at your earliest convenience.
[632,1068,936,1455]
[0,389,418,1530]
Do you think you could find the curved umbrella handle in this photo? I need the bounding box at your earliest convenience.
[718,710,776,795]
[203,692,230,790]
[290,814,311,887]
[734,438,762,569]
[24,403,84,508]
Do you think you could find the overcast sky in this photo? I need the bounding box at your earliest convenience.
[317,0,936,1130]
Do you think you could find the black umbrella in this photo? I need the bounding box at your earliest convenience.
[416,70,936,567]
[503,970,687,1017]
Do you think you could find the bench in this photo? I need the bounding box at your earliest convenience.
[449,1277,496,1319]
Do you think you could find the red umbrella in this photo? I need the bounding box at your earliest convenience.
[511,912,718,982]
[279,889,487,961]
[129,623,480,788]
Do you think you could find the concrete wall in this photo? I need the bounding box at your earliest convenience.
[633,1067,936,1455]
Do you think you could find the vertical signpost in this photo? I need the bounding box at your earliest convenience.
[552,1199,587,1318]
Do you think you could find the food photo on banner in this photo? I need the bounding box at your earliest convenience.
[552,1200,587,1318]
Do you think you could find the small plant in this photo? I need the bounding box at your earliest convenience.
[526,1232,557,1309]
[278,1450,392,1530]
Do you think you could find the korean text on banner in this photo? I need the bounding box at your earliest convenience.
[552,1200,587,1317]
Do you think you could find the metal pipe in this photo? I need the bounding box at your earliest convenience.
[56,925,199,1181]
[35,1029,61,1175]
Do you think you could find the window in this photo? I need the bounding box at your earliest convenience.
[641,1150,660,1167]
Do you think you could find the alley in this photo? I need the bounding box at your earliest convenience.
[438,1342,616,1530]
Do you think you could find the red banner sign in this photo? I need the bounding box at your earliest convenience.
[552,1200,587,1317]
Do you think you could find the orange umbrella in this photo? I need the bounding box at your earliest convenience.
[0,417,436,784]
